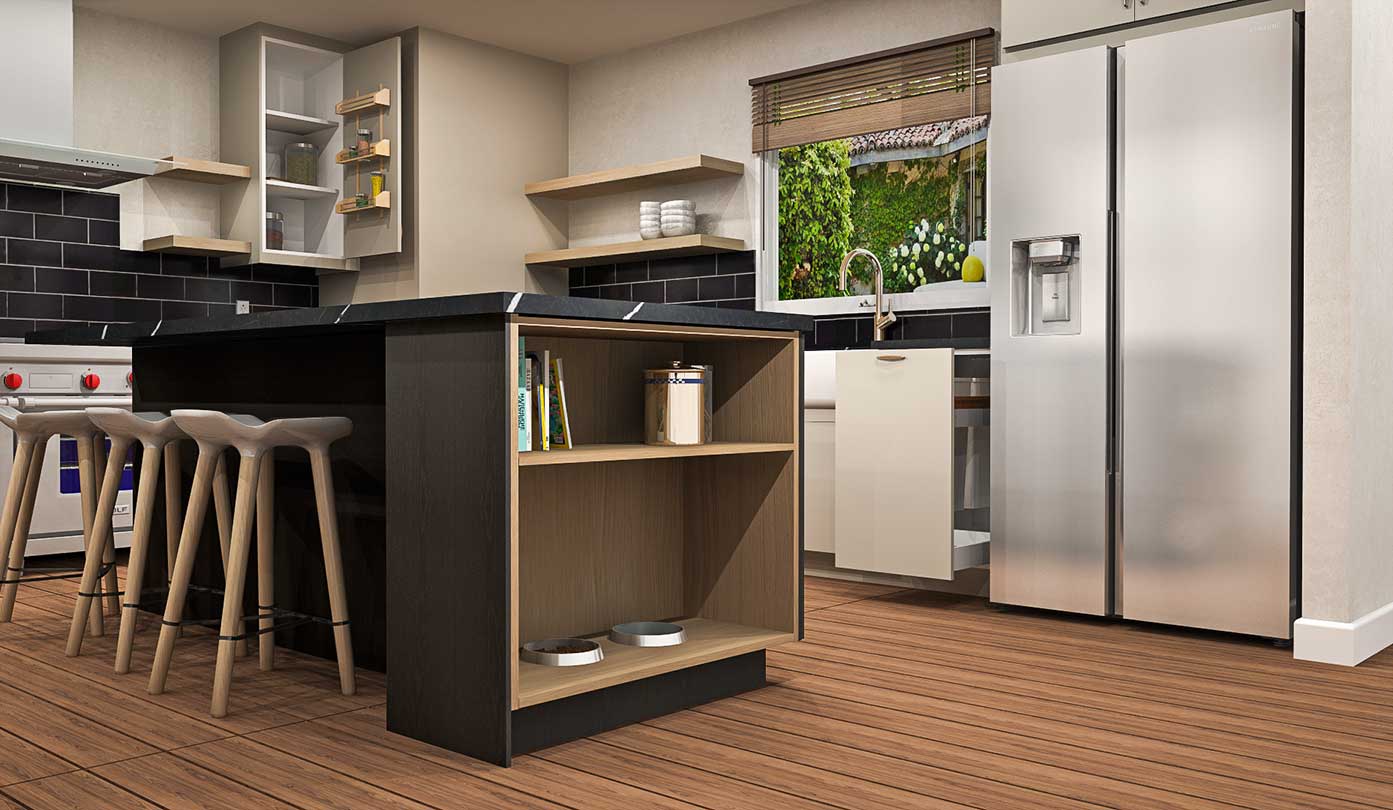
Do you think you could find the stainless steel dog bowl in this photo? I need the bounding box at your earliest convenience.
[609,621,686,647]
[520,638,604,667]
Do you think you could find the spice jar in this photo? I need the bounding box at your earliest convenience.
[265,211,284,250]
[356,128,373,154]
[370,170,385,197]
[284,142,318,186]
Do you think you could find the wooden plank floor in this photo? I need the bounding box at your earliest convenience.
[1,570,1392,809]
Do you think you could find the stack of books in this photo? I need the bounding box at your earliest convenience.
[517,338,572,452]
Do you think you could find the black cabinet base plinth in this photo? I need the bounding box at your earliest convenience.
[511,651,767,758]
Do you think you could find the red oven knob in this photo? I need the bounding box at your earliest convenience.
[126,372,133,386]
[2,372,20,390]
[80,373,100,390]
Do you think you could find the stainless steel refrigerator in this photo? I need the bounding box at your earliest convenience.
[988,10,1300,639]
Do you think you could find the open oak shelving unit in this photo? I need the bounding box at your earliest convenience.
[508,316,801,713]
[523,154,745,269]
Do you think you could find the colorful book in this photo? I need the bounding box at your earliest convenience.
[517,337,531,452]
[538,350,551,451]
[549,356,572,450]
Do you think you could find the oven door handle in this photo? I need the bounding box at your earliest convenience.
[1,395,133,410]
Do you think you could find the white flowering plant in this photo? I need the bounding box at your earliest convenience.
[882,219,969,292]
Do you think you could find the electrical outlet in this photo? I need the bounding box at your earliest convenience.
[235,300,250,315]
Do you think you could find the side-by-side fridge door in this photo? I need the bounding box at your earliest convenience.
[988,47,1113,616]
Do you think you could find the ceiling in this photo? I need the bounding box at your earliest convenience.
[75,0,815,64]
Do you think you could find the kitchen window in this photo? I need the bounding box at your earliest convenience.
[752,30,995,315]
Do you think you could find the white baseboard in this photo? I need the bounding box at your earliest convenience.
[1294,599,1393,666]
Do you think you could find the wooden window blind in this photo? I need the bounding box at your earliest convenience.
[749,29,995,152]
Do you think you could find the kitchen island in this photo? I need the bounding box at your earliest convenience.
[29,294,810,766]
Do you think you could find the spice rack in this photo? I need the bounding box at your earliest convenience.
[337,85,391,216]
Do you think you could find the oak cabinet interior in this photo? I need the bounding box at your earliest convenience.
[509,319,801,709]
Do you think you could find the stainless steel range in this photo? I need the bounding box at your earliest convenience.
[0,343,134,556]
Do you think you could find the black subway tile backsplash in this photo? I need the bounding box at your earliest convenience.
[62,190,119,220]
[89,271,138,298]
[34,214,89,243]
[697,274,734,301]
[0,211,33,238]
[716,251,754,275]
[649,255,717,281]
[8,292,64,320]
[597,283,633,301]
[0,182,320,336]
[630,280,666,303]
[665,277,699,303]
[87,219,119,246]
[8,238,62,267]
[0,265,35,291]
[184,277,231,303]
[6,184,63,214]
[63,243,116,271]
[35,267,89,295]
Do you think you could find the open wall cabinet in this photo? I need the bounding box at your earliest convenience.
[220,26,403,272]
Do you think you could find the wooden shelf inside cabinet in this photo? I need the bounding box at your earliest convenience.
[516,619,793,708]
[266,178,339,200]
[265,109,339,136]
[336,88,390,115]
[142,235,251,258]
[335,139,391,164]
[519,441,795,467]
[154,157,251,184]
[525,154,744,201]
[525,234,746,269]
[336,191,390,214]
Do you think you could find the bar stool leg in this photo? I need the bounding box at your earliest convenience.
[211,451,263,718]
[0,438,35,614]
[66,436,133,654]
[148,446,218,695]
[256,449,275,671]
[93,435,121,619]
[0,440,47,622]
[309,446,355,695]
[114,442,163,673]
[162,444,183,583]
[212,452,246,658]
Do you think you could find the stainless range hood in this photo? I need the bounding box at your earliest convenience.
[0,0,164,189]
[0,137,165,189]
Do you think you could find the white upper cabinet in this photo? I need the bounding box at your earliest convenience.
[220,27,404,272]
[1135,0,1226,21]
[1002,0,1231,49]
[1001,0,1135,48]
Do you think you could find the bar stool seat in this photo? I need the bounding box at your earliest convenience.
[0,407,115,629]
[150,409,355,717]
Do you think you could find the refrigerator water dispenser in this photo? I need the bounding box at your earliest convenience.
[1011,236,1081,336]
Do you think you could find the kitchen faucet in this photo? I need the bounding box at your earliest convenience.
[839,248,897,341]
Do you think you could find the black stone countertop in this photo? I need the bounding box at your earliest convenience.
[25,293,815,346]
[807,337,989,351]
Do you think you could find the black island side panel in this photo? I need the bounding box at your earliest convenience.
[133,327,388,671]
[384,315,513,765]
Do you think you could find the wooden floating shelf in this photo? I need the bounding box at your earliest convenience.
[265,109,339,136]
[525,234,746,269]
[335,191,390,214]
[266,178,339,200]
[336,88,391,115]
[519,441,795,467]
[142,235,251,258]
[154,157,250,185]
[334,139,391,164]
[516,618,793,708]
[525,154,744,201]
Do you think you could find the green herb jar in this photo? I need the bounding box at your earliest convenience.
[284,142,318,186]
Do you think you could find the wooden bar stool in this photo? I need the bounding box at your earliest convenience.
[67,410,183,670]
[150,409,355,717]
[0,408,110,630]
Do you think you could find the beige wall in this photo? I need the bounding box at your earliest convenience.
[566,0,1000,250]
[1303,0,1393,624]
[324,27,569,304]
[74,8,219,159]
